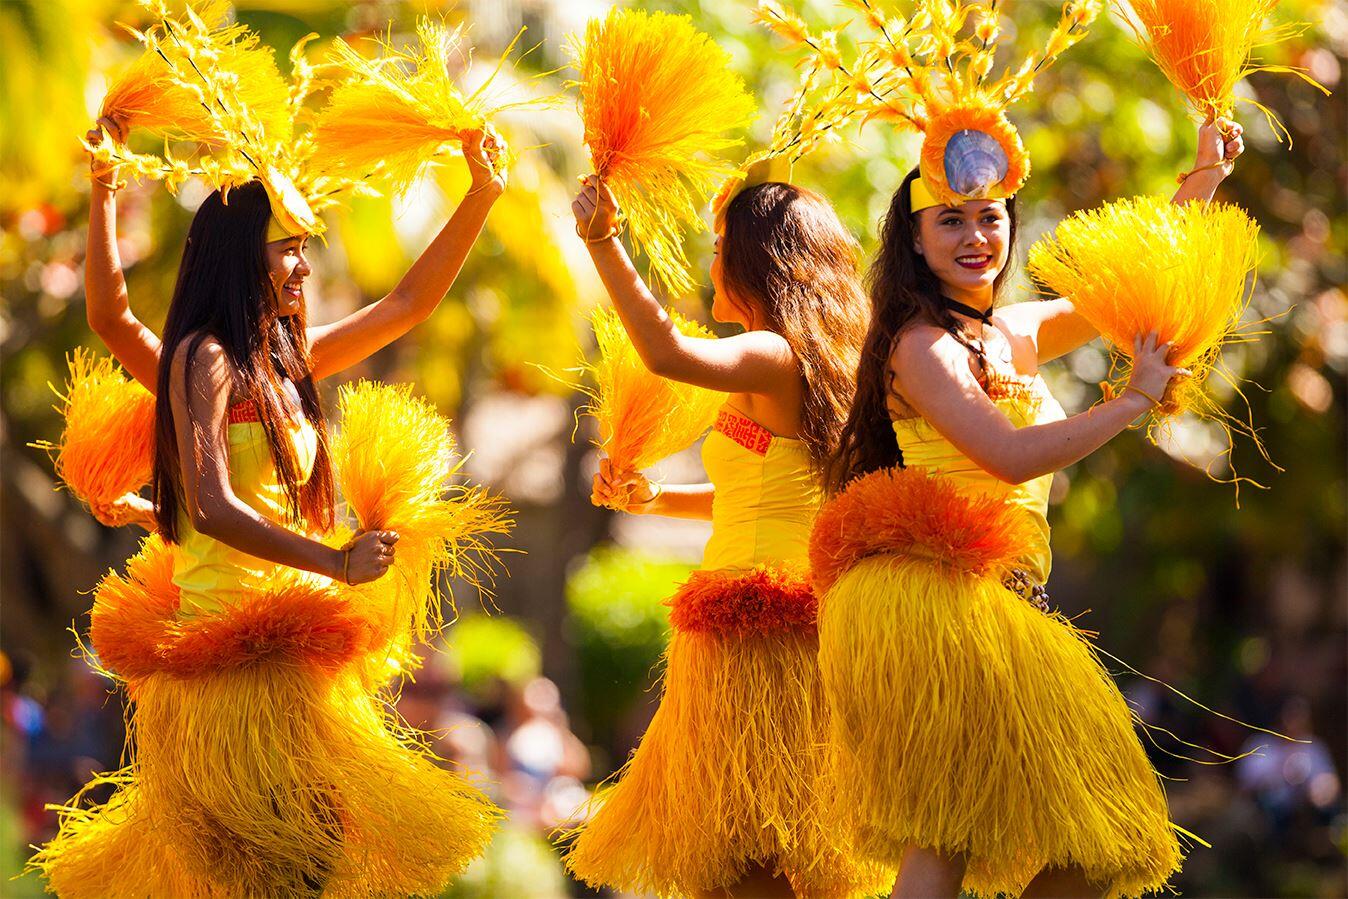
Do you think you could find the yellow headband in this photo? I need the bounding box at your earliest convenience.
[261,167,318,242]
[909,175,1012,213]
[713,155,794,233]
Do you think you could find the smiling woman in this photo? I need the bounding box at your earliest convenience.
[29,83,511,892]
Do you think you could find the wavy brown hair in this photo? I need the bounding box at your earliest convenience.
[152,181,335,541]
[719,182,869,473]
[823,167,1019,495]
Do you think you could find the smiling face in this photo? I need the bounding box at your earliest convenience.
[913,199,1010,306]
[264,234,311,317]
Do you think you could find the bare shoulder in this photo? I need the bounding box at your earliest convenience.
[891,322,962,372]
[170,334,234,397]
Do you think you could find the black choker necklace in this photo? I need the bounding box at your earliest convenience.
[942,296,994,325]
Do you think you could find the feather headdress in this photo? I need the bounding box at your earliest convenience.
[571,8,756,295]
[310,18,549,198]
[85,1,371,236]
[1121,0,1329,142]
[756,0,1102,208]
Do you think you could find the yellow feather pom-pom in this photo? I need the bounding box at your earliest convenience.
[582,307,727,474]
[1027,196,1265,474]
[572,8,756,295]
[98,48,217,139]
[311,19,539,197]
[331,381,512,643]
[1123,0,1330,138]
[33,350,155,515]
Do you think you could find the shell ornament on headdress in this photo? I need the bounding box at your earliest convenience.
[756,0,1102,210]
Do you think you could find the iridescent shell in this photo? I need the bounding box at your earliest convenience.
[943,129,1009,198]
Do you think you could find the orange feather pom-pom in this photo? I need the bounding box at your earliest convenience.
[581,307,727,474]
[34,350,155,516]
[1123,0,1329,139]
[810,467,1036,592]
[572,8,756,295]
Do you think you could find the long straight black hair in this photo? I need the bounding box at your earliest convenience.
[823,167,1019,495]
[152,180,334,540]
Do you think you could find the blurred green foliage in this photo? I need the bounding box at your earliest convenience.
[445,614,542,698]
[564,545,690,744]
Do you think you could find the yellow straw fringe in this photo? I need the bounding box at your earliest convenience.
[572,8,756,295]
[32,349,155,513]
[29,380,512,897]
[31,665,500,898]
[818,554,1182,898]
[582,307,726,474]
[565,627,887,897]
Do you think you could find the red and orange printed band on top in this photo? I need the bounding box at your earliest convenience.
[714,408,772,456]
[227,402,260,425]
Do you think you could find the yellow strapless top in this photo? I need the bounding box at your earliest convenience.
[892,375,1066,582]
[174,404,319,616]
[700,406,821,571]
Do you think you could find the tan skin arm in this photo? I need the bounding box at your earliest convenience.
[572,177,799,398]
[84,116,162,390]
[81,122,505,387]
[1007,118,1246,364]
[170,338,396,584]
[591,458,715,520]
[306,128,506,379]
[891,325,1181,485]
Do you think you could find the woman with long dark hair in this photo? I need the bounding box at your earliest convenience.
[563,173,881,898]
[32,116,508,897]
[814,120,1243,897]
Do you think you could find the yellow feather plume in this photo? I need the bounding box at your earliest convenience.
[331,381,512,645]
[1027,196,1266,476]
[1123,0,1330,139]
[572,8,756,295]
[581,307,726,476]
[311,18,543,197]
[33,349,155,515]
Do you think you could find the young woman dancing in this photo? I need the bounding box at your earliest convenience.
[564,173,881,898]
[814,119,1244,898]
[32,117,507,897]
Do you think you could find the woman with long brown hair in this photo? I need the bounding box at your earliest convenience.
[815,119,1244,897]
[563,173,880,898]
[33,115,508,897]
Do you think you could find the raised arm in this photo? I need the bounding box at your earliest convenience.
[893,325,1182,485]
[1007,117,1246,363]
[170,338,394,584]
[84,117,162,390]
[307,129,507,380]
[572,177,797,395]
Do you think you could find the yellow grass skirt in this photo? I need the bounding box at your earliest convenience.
[564,563,885,898]
[29,537,501,898]
[810,469,1183,897]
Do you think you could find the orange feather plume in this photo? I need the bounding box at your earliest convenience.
[572,8,756,295]
[1123,0,1329,139]
[33,350,155,516]
[581,307,727,475]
